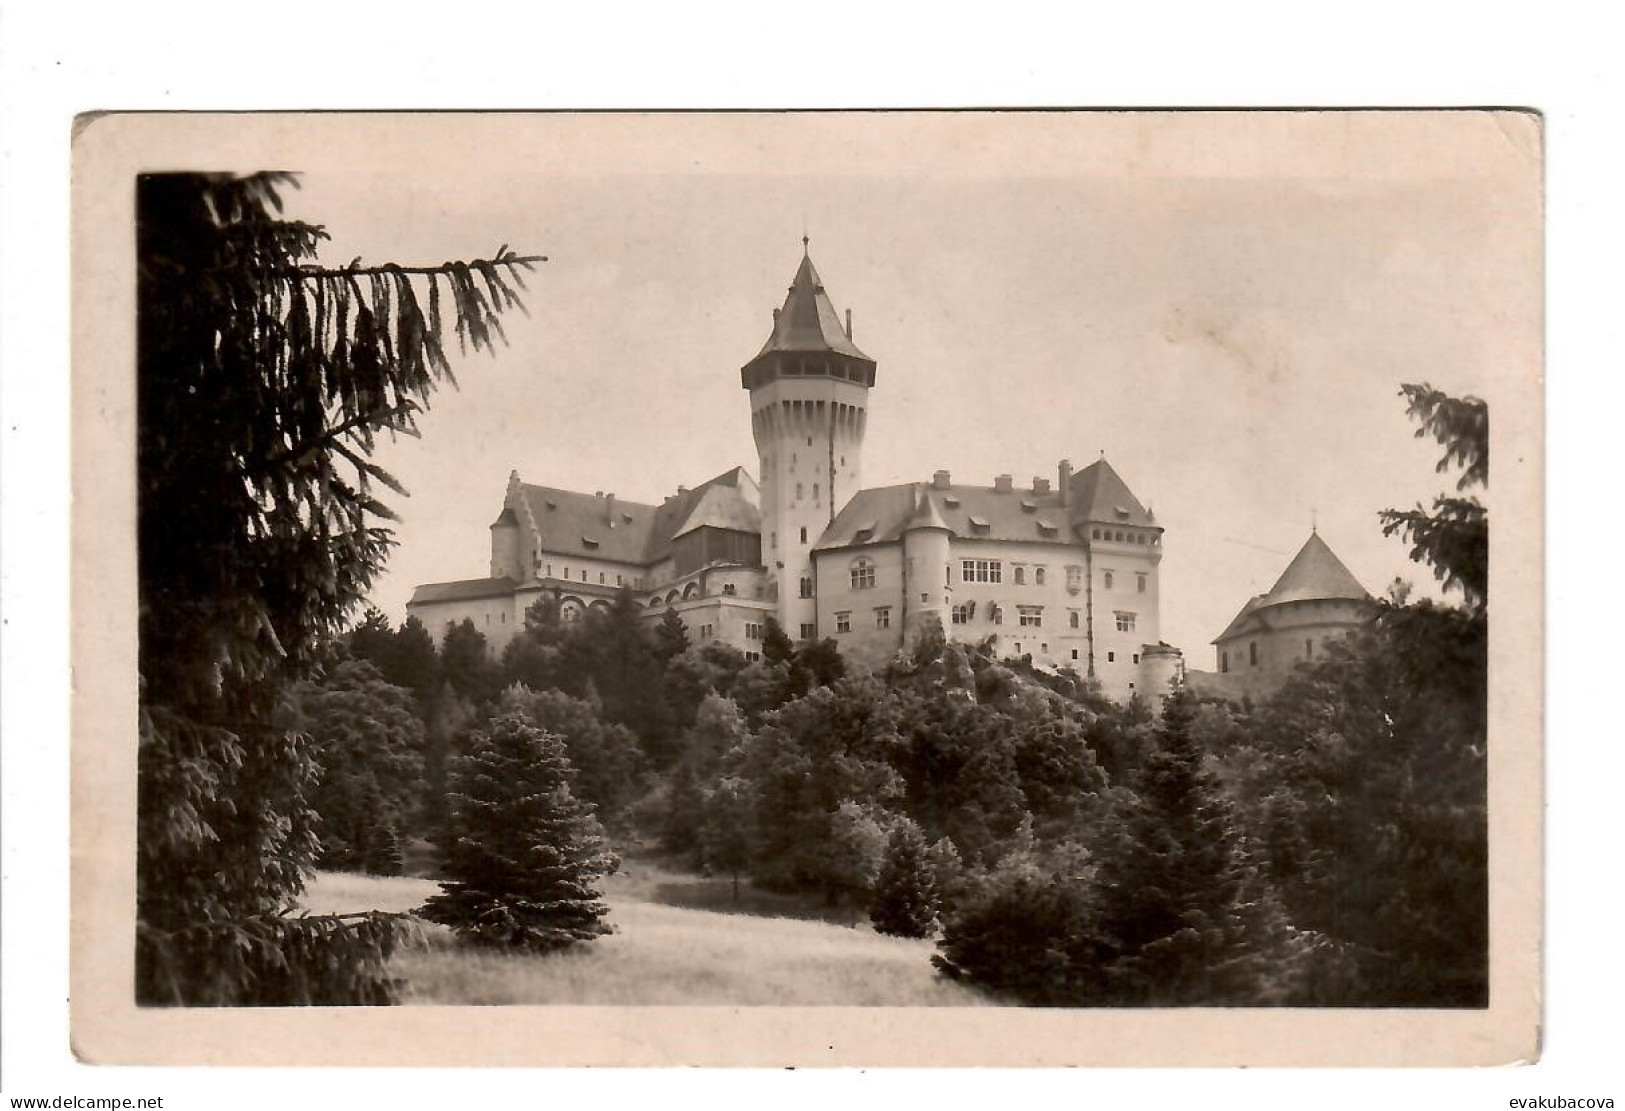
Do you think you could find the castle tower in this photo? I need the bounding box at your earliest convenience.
[741,243,876,639]
[901,483,953,642]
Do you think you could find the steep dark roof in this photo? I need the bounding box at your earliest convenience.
[518,466,759,566]
[1212,532,1370,644]
[409,576,519,605]
[816,481,1067,551]
[753,253,872,362]
[1265,531,1369,605]
[1069,458,1155,527]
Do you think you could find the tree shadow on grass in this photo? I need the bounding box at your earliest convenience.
[647,878,868,927]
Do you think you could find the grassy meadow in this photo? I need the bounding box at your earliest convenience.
[301,855,993,1007]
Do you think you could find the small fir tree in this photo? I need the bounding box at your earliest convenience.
[420,714,619,950]
[869,819,940,938]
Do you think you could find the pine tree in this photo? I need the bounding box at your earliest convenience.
[869,820,939,938]
[654,606,691,662]
[420,714,619,950]
[1093,686,1278,1005]
[136,172,536,1004]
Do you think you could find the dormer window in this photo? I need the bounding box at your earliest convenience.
[581,535,599,548]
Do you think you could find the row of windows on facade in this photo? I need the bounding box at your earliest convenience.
[1090,527,1159,546]
[537,559,643,589]
[949,602,1137,632]
[833,608,892,633]
[1219,637,1322,673]
[826,557,1147,595]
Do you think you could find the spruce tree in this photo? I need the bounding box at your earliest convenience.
[420,714,619,950]
[869,820,939,938]
[1093,686,1278,1004]
[135,172,537,1003]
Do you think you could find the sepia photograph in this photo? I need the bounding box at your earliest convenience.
[67,109,1541,1066]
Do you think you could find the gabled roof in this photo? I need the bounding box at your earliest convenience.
[671,469,762,539]
[753,253,872,362]
[516,466,759,567]
[409,576,519,606]
[1069,458,1155,528]
[1264,531,1369,605]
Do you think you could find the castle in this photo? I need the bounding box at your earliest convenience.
[408,246,1366,700]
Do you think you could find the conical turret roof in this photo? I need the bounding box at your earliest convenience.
[1263,531,1369,606]
[903,483,952,532]
[753,252,872,362]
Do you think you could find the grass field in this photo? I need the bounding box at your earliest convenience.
[301,856,992,1007]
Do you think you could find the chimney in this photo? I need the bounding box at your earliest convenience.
[994,474,1013,493]
[1033,477,1051,495]
[772,307,781,329]
[845,308,853,339]
[932,469,951,489]
[1058,459,1073,506]
[605,493,616,525]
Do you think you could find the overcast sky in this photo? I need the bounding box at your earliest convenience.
[278,112,1538,666]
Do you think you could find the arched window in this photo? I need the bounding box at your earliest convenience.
[1035,566,1046,586]
[559,599,584,623]
[683,582,700,600]
[800,526,808,543]
[1069,611,1080,629]
[1014,567,1026,585]
[850,558,876,590]
[723,583,737,596]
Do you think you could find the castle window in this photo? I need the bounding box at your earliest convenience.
[800,526,808,543]
[1103,570,1114,590]
[581,570,588,582]
[952,603,974,625]
[1137,572,1148,593]
[836,611,851,633]
[616,574,623,586]
[874,607,892,629]
[796,483,804,501]
[800,623,815,639]
[807,437,813,447]
[1035,566,1046,586]
[1092,528,1101,539]
[1250,642,1259,667]
[961,559,1002,583]
[990,604,1003,626]
[724,583,737,596]
[599,572,606,584]
[1069,611,1080,629]
[1221,650,1229,673]
[813,484,820,503]
[1133,653,1140,664]
[800,576,813,598]
[1013,566,1026,585]
[1018,606,1043,628]
[850,558,876,589]
[1115,611,1136,633]
[1071,649,1079,660]
[1107,651,1115,662]
[1305,638,1313,659]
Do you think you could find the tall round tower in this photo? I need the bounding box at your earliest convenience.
[741,244,876,640]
